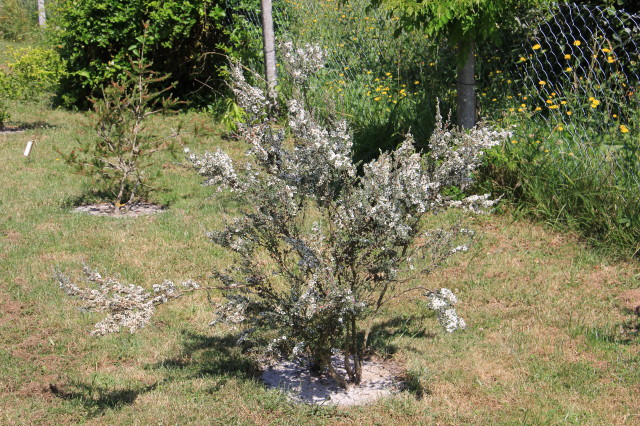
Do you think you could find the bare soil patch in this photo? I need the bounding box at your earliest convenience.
[72,202,166,217]
[262,356,401,406]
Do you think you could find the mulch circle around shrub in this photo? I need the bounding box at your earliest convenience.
[72,202,166,217]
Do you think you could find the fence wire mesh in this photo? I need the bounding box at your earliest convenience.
[509,2,639,184]
[224,0,639,247]
[486,2,640,245]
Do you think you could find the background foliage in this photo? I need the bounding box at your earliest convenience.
[0,0,37,41]
[50,0,232,108]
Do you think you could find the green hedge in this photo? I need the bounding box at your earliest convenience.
[51,0,232,108]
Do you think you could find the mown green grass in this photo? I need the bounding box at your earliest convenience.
[1,100,640,424]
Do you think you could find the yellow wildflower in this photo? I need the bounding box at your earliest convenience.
[620,124,629,133]
[564,54,571,59]
[532,44,541,50]
[539,80,547,86]
[573,40,581,46]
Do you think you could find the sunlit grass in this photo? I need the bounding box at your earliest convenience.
[1,98,639,423]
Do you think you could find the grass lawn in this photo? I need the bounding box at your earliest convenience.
[1,100,639,424]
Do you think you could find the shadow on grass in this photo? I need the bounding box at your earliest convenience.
[150,330,262,381]
[0,121,56,132]
[50,331,260,417]
[49,381,160,417]
[367,314,437,358]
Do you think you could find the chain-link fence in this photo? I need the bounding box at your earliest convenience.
[504,2,639,178]
[482,2,639,250]
[224,0,640,252]
[224,0,451,159]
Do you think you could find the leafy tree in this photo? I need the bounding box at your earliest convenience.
[371,0,549,128]
[50,0,231,108]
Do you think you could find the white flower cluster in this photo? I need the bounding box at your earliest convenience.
[56,266,197,335]
[427,288,467,333]
[184,147,240,191]
[185,53,509,354]
[428,105,511,214]
[211,294,249,326]
[228,63,273,121]
[279,40,325,84]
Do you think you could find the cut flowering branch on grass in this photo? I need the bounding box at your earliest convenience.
[55,266,204,336]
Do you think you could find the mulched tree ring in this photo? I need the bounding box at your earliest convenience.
[72,202,166,217]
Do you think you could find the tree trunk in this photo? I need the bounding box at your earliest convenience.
[456,39,476,129]
[38,0,46,27]
[260,0,277,113]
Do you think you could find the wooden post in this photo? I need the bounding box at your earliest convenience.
[38,0,46,27]
[260,0,277,111]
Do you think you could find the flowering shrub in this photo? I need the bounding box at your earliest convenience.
[57,44,509,389]
[184,47,509,387]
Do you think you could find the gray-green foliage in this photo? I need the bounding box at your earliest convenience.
[185,49,508,387]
